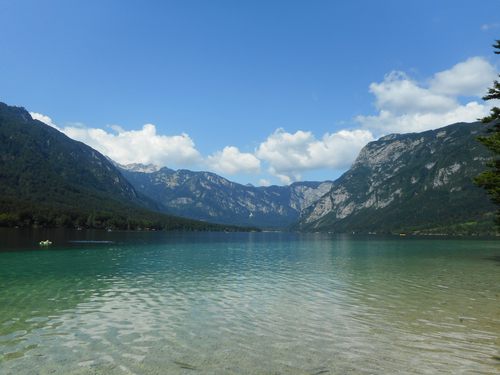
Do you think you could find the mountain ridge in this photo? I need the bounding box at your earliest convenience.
[1,100,495,234]
[116,121,496,233]
[118,165,333,228]
[298,121,496,234]
[0,102,252,231]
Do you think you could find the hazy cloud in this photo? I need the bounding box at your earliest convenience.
[259,178,271,187]
[481,23,500,31]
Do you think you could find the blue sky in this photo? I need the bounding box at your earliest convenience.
[1,0,499,185]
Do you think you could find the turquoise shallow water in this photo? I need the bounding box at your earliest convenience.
[0,229,499,374]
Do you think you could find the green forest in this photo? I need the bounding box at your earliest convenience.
[0,102,255,232]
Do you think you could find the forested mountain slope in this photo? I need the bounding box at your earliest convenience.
[298,122,496,235]
[0,102,248,231]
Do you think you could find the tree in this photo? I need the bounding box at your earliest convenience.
[475,40,500,225]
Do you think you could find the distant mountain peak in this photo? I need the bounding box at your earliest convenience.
[117,162,161,173]
[119,165,334,228]
[378,133,400,142]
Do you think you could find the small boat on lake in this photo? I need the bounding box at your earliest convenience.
[39,240,53,246]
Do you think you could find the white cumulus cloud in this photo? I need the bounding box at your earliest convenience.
[206,146,261,175]
[357,56,497,134]
[429,57,497,96]
[30,112,59,128]
[30,113,202,167]
[256,128,374,184]
[64,124,201,167]
[369,71,457,114]
[357,102,489,134]
[30,55,497,184]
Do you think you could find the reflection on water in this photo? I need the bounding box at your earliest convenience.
[0,229,499,374]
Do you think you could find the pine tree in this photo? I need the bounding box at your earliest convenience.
[475,40,500,225]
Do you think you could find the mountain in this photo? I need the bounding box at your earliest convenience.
[4,98,492,234]
[118,166,333,228]
[117,162,160,173]
[0,102,250,231]
[298,122,497,235]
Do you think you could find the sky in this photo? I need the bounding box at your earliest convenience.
[1,0,499,185]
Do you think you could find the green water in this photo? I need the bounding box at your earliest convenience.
[0,229,498,374]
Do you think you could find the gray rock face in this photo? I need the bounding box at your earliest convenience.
[298,122,496,233]
[116,121,495,233]
[117,163,160,173]
[119,166,333,228]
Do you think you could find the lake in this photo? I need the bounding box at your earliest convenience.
[0,229,498,374]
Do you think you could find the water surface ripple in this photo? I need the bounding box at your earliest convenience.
[0,230,498,374]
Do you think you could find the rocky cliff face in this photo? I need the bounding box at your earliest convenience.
[299,122,496,234]
[119,166,333,228]
[117,121,495,233]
